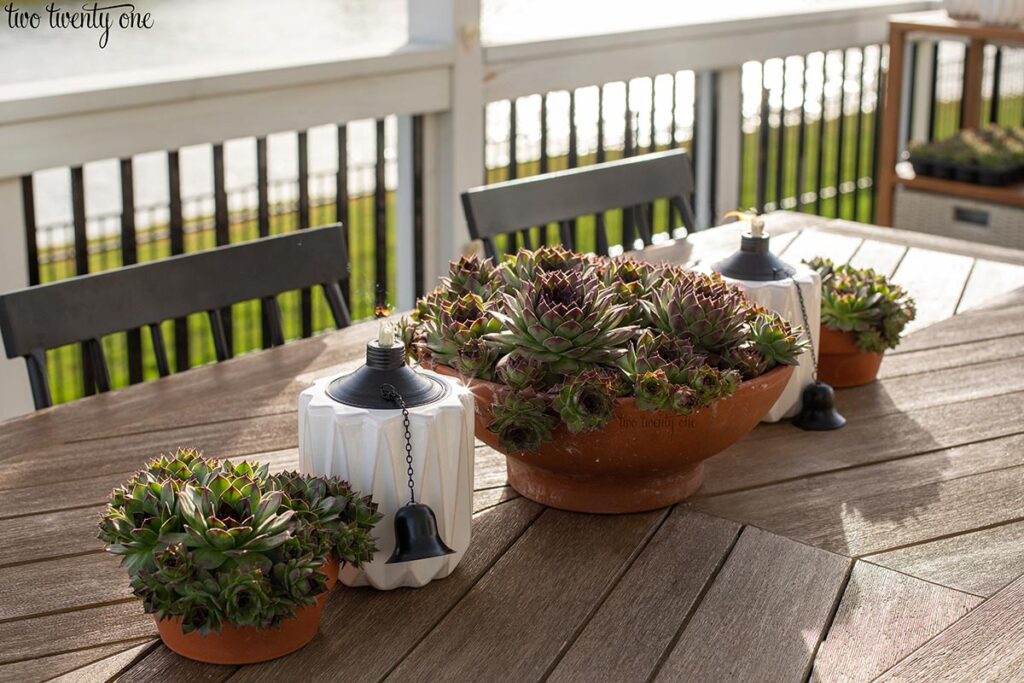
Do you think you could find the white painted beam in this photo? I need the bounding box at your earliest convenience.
[0,177,33,420]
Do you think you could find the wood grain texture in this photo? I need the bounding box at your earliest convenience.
[0,505,104,566]
[878,335,1024,380]
[654,526,850,682]
[472,485,519,513]
[548,509,740,683]
[868,521,1024,598]
[0,449,299,520]
[877,573,1024,682]
[474,445,507,490]
[776,229,863,266]
[179,497,547,683]
[889,248,978,335]
[811,562,980,682]
[695,433,1024,556]
[0,640,150,683]
[118,644,235,683]
[385,508,665,682]
[891,300,1024,355]
[847,239,907,277]
[701,389,1024,496]
[50,640,155,683]
[957,259,1024,314]
[0,601,155,665]
[0,552,130,621]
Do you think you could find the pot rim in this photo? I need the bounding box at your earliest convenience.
[429,361,793,411]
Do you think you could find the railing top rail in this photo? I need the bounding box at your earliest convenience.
[0,43,453,126]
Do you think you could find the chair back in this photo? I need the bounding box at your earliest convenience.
[461,149,696,258]
[0,224,351,409]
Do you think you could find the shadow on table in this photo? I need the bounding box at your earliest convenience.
[696,378,955,558]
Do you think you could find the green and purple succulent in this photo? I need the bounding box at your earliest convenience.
[806,257,916,353]
[408,247,808,452]
[98,448,380,635]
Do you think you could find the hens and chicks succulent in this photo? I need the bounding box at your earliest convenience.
[807,257,916,354]
[99,448,380,635]
[407,247,808,452]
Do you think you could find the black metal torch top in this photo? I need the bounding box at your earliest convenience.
[326,340,447,409]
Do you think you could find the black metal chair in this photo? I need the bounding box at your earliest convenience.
[461,149,697,259]
[0,224,351,409]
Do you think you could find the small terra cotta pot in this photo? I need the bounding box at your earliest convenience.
[155,560,338,665]
[818,326,884,388]
[430,363,793,514]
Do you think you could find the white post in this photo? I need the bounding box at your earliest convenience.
[410,0,483,285]
[694,71,716,230]
[714,68,742,223]
[909,40,934,145]
[395,115,416,311]
[0,176,33,420]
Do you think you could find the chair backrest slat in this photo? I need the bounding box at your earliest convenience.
[462,149,695,257]
[0,223,350,409]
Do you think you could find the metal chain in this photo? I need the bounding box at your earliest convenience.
[773,267,818,382]
[381,383,416,505]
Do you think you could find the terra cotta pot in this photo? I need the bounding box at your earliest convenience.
[818,326,884,388]
[155,560,337,664]
[431,363,793,513]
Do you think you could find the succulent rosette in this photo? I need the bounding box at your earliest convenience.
[408,247,809,452]
[486,268,636,373]
[807,257,916,353]
[487,391,558,452]
[552,369,619,433]
[99,448,380,635]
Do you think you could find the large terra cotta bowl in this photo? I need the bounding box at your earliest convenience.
[818,326,883,388]
[154,560,337,664]
[433,363,794,513]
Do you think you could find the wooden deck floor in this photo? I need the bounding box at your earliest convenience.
[1,213,1022,682]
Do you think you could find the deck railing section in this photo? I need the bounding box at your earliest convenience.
[4,0,979,415]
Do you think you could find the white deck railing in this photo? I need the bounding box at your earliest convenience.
[0,0,932,418]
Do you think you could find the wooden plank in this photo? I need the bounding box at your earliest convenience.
[0,601,155,665]
[847,239,907,277]
[384,508,665,682]
[879,335,1024,380]
[889,247,975,335]
[695,434,1024,557]
[877,573,1024,681]
[0,446,498,521]
[0,641,150,683]
[957,259,1024,314]
[50,640,155,683]
[549,509,740,683]
[118,645,234,683]
[0,448,299,520]
[811,562,981,682]
[472,485,519,513]
[822,218,1024,266]
[0,506,104,566]
[0,411,298,489]
[475,444,508,490]
[868,521,1024,598]
[774,228,863,266]
[700,390,1024,496]
[654,526,850,682]
[0,553,130,621]
[151,497,546,683]
[892,300,1024,355]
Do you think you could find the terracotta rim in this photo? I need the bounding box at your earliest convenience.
[818,326,884,388]
[429,362,794,513]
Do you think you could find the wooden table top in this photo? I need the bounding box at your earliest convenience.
[2,212,1023,682]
